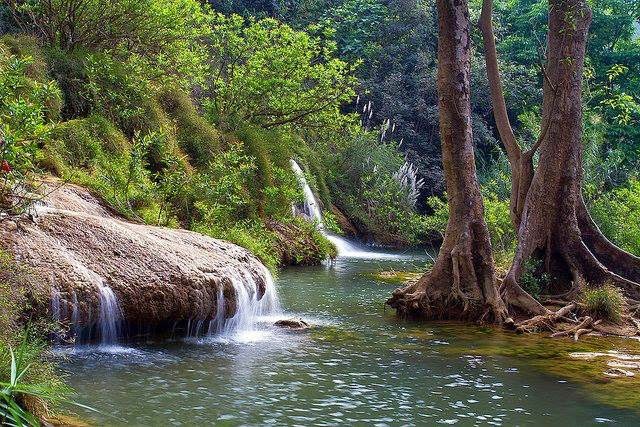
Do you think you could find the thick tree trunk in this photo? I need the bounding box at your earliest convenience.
[387,0,507,323]
[502,0,640,301]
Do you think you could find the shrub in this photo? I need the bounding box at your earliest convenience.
[0,252,76,425]
[329,132,427,246]
[194,220,279,271]
[47,118,160,220]
[7,0,212,88]
[207,13,357,131]
[591,178,640,256]
[519,258,550,300]
[158,88,224,166]
[582,284,626,323]
[0,38,61,215]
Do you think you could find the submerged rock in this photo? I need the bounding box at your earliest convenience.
[274,318,310,330]
[0,181,278,340]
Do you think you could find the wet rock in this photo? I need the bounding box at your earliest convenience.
[274,318,310,330]
[0,181,271,330]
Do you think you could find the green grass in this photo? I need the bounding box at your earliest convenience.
[582,284,626,323]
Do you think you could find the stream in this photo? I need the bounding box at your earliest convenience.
[59,245,640,426]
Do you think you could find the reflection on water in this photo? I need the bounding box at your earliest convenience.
[60,250,640,426]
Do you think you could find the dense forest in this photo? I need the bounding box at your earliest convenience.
[0,0,639,425]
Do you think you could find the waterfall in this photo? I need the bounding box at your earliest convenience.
[97,285,123,346]
[290,159,324,228]
[290,159,402,260]
[206,265,281,342]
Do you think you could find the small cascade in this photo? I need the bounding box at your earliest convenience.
[206,265,281,341]
[97,285,123,346]
[290,159,402,260]
[290,159,324,228]
[51,289,61,323]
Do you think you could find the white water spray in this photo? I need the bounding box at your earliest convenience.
[290,159,324,228]
[206,265,281,342]
[290,159,401,259]
[98,285,122,346]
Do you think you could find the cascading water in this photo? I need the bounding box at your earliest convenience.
[205,265,281,342]
[290,159,324,228]
[290,159,401,259]
[97,285,123,346]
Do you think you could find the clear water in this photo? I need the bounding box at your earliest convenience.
[60,250,640,426]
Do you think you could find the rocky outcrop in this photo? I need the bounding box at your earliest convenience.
[266,219,334,266]
[0,181,276,339]
[274,318,310,330]
[330,205,358,237]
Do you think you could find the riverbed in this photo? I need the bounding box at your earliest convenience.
[60,247,640,425]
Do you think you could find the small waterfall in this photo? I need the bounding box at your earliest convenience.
[290,159,401,259]
[206,265,281,341]
[51,289,61,323]
[290,159,324,228]
[97,285,123,346]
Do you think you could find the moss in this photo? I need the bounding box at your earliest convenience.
[44,47,91,119]
[158,88,224,167]
[1,35,48,82]
[193,220,280,271]
[369,270,421,285]
[1,35,62,120]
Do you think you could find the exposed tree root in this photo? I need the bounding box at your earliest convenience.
[577,197,640,284]
[515,303,576,334]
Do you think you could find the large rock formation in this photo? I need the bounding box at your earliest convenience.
[0,181,278,340]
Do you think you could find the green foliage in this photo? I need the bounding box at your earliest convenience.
[8,0,212,88]
[582,284,625,323]
[520,258,550,300]
[206,13,358,131]
[46,117,161,221]
[158,89,224,167]
[0,335,73,426]
[424,190,516,253]
[194,220,280,271]
[192,143,256,225]
[0,252,81,425]
[330,132,427,246]
[482,194,516,253]
[0,37,61,214]
[590,179,640,256]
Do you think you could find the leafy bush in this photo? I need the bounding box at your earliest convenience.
[7,0,212,88]
[0,38,61,215]
[582,284,625,323]
[206,13,357,131]
[520,258,550,300]
[590,179,640,256]
[158,89,224,167]
[194,220,280,270]
[0,252,78,425]
[0,335,72,426]
[329,132,427,246]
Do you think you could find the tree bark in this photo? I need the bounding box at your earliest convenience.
[501,0,640,300]
[387,0,508,323]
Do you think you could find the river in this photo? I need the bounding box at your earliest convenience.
[60,246,640,426]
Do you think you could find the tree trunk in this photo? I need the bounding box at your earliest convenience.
[502,0,640,301]
[387,0,507,323]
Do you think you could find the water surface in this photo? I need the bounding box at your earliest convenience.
[60,249,640,425]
